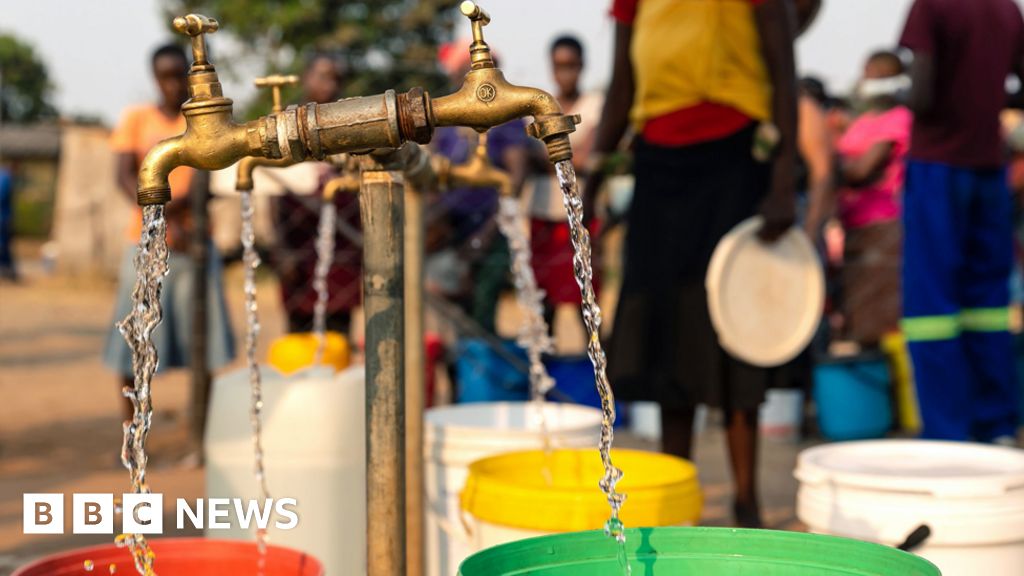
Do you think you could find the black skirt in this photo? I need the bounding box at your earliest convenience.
[607,125,775,411]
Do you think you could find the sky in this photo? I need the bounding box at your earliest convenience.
[0,0,1009,126]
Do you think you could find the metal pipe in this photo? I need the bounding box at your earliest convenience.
[404,180,425,576]
[188,170,211,454]
[359,153,407,576]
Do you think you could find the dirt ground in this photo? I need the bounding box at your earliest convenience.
[0,242,807,574]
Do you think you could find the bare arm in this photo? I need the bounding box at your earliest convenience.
[581,22,634,224]
[502,144,529,197]
[755,0,799,240]
[798,95,833,236]
[840,141,895,187]
[591,23,635,158]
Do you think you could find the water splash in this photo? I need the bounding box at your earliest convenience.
[312,199,337,364]
[115,205,167,575]
[554,161,628,568]
[240,190,271,560]
[495,197,556,456]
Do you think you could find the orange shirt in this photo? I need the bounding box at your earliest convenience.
[109,104,194,242]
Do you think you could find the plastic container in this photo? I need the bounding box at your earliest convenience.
[267,332,350,375]
[454,340,529,403]
[796,439,1024,576]
[760,388,804,441]
[813,355,892,440]
[546,355,625,427]
[457,527,940,575]
[460,449,701,551]
[424,402,602,576]
[13,538,323,575]
[205,365,365,576]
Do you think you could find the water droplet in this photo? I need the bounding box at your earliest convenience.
[83,560,94,571]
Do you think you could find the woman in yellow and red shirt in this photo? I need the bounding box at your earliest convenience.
[588,0,813,527]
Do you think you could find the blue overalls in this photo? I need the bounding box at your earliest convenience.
[902,160,1019,441]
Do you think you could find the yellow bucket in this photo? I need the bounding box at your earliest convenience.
[267,332,351,375]
[461,448,701,534]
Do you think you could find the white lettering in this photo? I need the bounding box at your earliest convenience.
[233,499,274,530]
[177,498,203,530]
[207,498,231,529]
[275,498,298,530]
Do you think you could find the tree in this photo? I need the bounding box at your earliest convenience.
[0,34,58,123]
[161,0,461,118]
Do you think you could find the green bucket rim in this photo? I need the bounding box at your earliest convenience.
[457,527,941,575]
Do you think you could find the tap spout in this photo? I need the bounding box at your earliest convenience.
[429,2,580,163]
[443,132,511,196]
[137,14,278,206]
[137,112,267,205]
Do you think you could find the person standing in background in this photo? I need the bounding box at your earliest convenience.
[431,42,530,334]
[105,44,235,421]
[899,0,1022,443]
[523,35,605,328]
[589,0,806,527]
[835,50,912,347]
[0,165,14,281]
[270,53,362,336]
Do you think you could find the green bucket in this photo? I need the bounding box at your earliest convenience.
[457,527,941,575]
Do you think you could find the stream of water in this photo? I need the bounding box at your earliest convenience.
[240,190,271,561]
[495,197,555,452]
[115,205,168,576]
[312,199,337,364]
[554,161,630,572]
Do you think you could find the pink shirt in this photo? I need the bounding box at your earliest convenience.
[836,106,912,229]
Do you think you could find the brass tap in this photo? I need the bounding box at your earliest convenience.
[428,1,581,163]
[441,132,511,196]
[137,14,278,205]
[235,74,300,192]
[138,3,581,205]
[259,2,579,165]
[322,155,361,201]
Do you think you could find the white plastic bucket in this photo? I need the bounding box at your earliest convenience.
[760,389,804,442]
[423,402,602,576]
[796,440,1024,576]
[205,365,366,576]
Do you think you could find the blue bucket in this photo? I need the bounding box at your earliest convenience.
[455,339,529,403]
[545,355,626,427]
[813,355,892,441]
[1015,333,1024,426]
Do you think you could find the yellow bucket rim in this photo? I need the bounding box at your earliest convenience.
[461,448,702,533]
[267,332,350,375]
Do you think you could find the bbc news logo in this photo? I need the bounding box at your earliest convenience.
[24,494,298,534]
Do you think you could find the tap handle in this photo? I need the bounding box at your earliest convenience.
[172,14,219,67]
[459,1,490,25]
[459,2,495,69]
[254,74,299,114]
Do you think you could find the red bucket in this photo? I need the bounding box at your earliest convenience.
[13,538,323,576]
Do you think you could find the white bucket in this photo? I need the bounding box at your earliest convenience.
[796,440,1024,576]
[205,365,366,575]
[423,402,602,576]
[759,389,804,442]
